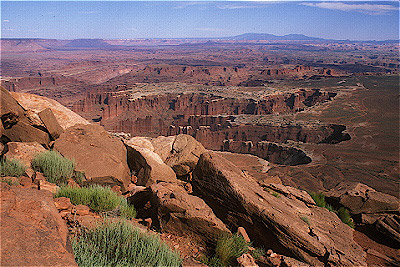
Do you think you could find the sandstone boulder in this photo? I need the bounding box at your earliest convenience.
[192,152,366,266]
[38,108,64,139]
[152,134,206,177]
[54,124,131,190]
[126,136,154,151]
[325,182,400,215]
[1,87,50,146]
[125,143,177,187]
[11,91,89,129]
[214,151,278,183]
[0,183,77,266]
[54,197,74,211]
[130,182,230,245]
[375,215,400,244]
[4,141,46,167]
[237,253,258,267]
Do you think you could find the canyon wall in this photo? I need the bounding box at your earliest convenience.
[73,88,349,165]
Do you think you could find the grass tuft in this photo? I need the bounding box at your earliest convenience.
[336,207,354,228]
[0,158,26,177]
[300,216,310,225]
[32,150,75,185]
[72,220,181,267]
[215,233,250,267]
[309,191,355,228]
[55,185,136,217]
[1,177,20,186]
[309,192,328,208]
[250,247,265,260]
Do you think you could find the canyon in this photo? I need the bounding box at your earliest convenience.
[1,38,398,197]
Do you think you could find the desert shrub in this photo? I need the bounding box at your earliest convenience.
[32,150,75,185]
[300,216,310,225]
[215,233,250,267]
[309,192,328,208]
[119,198,137,219]
[271,191,281,198]
[336,207,354,228]
[1,177,20,186]
[309,192,355,228]
[55,185,136,216]
[0,158,26,177]
[208,256,224,267]
[250,247,266,260]
[72,220,181,267]
[72,170,85,185]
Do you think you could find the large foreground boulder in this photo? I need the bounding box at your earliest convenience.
[0,183,77,266]
[125,143,177,187]
[151,134,206,177]
[1,87,50,146]
[54,124,131,190]
[11,92,89,129]
[325,182,399,215]
[192,152,366,266]
[130,182,230,245]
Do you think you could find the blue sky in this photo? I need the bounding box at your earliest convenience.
[1,1,399,40]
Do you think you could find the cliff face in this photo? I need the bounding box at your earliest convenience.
[73,89,348,165]
[1,76,82,92]
[104,64,342,87]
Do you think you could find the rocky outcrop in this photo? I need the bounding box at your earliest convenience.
[1,87,50,146]
[151,134,206,177]
[0,183,77,266]
[325,182,399,215]
[125,142,178,187]
[130,182,230,245]
[213,151,277,183]
[222,140,312,166]
[126,136,154,151]
[375,215,400,244]
[38,108,64,139]
[54,123,131,190]
[11,92,89,129]
[4,141,46,167]
[192,151,366,266]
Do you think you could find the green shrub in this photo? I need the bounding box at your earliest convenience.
[309,192,328,208]
[250,247,265,260]
[336,207,354,228]
[1,177,20,186]
[215,233,250,267]
[208,256,224,267]
[72,220,181,267]
[271,191,281,198]
[119,198,137,219]
[300,216,310,225]
[32,151,75,185]
[55,185,136,216]
[0,158,26,177]
[309,192,355,228]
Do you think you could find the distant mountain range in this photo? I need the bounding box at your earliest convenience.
[227,33,324,41]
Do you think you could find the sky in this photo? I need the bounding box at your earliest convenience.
[1,1,399,41]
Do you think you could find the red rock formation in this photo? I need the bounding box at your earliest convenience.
[1,76,82,92]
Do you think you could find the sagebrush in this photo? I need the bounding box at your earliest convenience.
[72,220,181,266]
[55,185,136,218]
[32,150,75,185]
[0,158,26,177]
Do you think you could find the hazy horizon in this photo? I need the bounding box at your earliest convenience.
[1,1,399,41]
